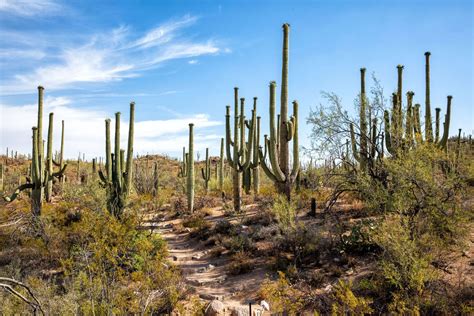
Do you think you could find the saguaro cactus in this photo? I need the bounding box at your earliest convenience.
[98,102,135,218]
[3,87,66,215]
[258,24,299,200]
[225,89,256,212]
[384,53,452,154]
[187,123,195,213]
[178,147,188,178]
[219,138,224,192]
[201,148,211,193]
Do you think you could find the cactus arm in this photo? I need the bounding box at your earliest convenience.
[114,112,122,190]
[413,104,422,144]
[424,52,433,142]
[241,107,256,170]
[105,119,112,178]
[52,164,67,178]
[384,111,395,156]
[239,98,246,164]
[437,96,452,150]
[32,127,40,184]
[290,101,299,180]
[124,102,134,195]
[258,147,278,183]
[98,169,108,184]
[3,183,35,202]
[435,108,441,143]
[349,123,361,162]
[286,119,294,142]
[225,105,236,169]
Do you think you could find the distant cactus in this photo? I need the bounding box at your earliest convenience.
[153,161,159,198]
[225,89,257,212]
[3,87,67,215]
[201,148,211,193]
[259,24,299,200]
[98,102,135,218]
[187,123,195,212]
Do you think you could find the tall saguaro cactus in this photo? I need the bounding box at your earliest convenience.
[201,148,211,193]
[3,87,66,215]
[384,53,452,155]
[225,89,256,212]
[187,123,195,213]
[219,138,224,192]
[258,24,299,200]
[98,102,135,218]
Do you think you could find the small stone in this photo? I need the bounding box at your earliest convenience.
[462,250,469,258]
[324,284,332,292]
[205,299,225,316]
[172,256,178,261]
[333,257,341,263]
[346,268,354,275]
[164,223,173,229]
[208,264,215,270]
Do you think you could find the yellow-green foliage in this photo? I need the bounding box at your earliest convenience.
[272,195,297,233]
[259,271,304,315]
[0,182,182,314]
[331,280,373,315]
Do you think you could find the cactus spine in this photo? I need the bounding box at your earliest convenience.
[98,102,135,218]
[225,89,256,212]
[187,123,194,213]
[258,23,299,200]
[201,148,211,193]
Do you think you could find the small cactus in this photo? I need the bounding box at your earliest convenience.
[201,148,211,193]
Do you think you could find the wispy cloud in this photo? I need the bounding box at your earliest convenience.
[0,15,225,94]
[0,98,222,158]
[0,0,62,16]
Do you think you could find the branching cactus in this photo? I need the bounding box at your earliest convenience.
[225,88,256,212]
[3,87,67,215]
[187,123,194,213]
[53,120,65,185]
[258,24,299,200]
[201,148,211,193]
[384,53,452,155]
[98,102,135,219]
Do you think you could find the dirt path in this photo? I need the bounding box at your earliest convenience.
[154,207,269,314]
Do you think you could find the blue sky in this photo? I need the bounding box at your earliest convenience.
[0,0,472,159]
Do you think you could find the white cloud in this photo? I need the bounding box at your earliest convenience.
[0,0,62,16]
[0,15,226,94]
[188,60,198,64]
[0,98,223,159]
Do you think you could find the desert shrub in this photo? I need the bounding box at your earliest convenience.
[213,219,234,235]
[221,234,254,254]
[339,219,378,254]
[0,201,183,314]
[227,251,253,275]
[259,271,305,315]
[182,212,212,240]
[331,280,373,315]
[272,195,297,234]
